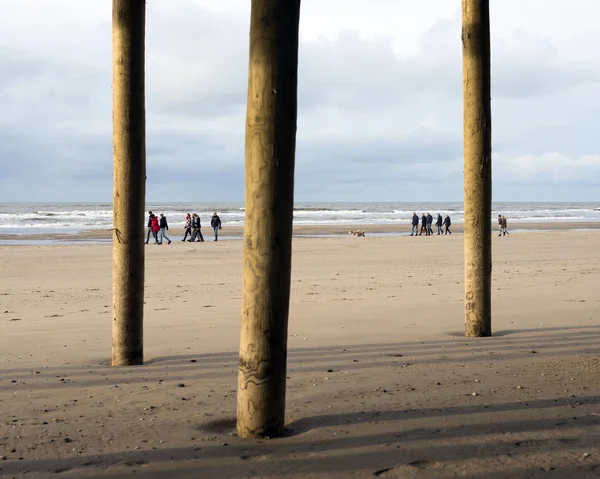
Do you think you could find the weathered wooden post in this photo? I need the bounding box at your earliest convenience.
[462,0,492,337]
[111,0,146,365]
[237,0,301,438]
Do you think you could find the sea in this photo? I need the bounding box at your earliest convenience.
[0,202,599,236]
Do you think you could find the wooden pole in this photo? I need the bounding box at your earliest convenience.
[462,0,492,337]
[237,0,301,438]
[111,0,146,365]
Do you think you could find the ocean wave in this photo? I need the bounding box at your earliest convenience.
[1,203,600,230]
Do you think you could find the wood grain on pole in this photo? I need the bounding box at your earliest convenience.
[462,0,492,337]
[237,0,301,438]
[112,0,146,365]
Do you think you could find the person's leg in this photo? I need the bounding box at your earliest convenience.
[214,226,219,241]
[199,229,204,242]
[153,230,159,243]
[146,227,151,244]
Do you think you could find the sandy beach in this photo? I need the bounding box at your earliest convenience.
[1,230,600,478]
[1,221,600,243]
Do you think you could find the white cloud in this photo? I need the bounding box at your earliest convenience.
[0,0,599,201]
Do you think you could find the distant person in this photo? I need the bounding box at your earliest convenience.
[498,215,503,236]
[426,213,434,236]
[145,211,155,244]
[420,213,428,236]
[191,213,204,242]
[436,213,443,235]
[158,213,171,245]
[410,212,419,236]
[150,214,160,244]
[182,213,192,242]
[501,215,508,236]
[443,215,452,235]
[211,212,222,241]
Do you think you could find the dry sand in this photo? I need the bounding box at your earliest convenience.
[1,230,600,478]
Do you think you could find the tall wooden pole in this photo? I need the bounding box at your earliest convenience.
[237,0,301,438]
[111,0,146,365]
[462,0,492,337]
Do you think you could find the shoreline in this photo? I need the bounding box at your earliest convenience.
[0,221,600,242]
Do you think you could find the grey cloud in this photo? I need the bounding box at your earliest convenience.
[0,2,599,202]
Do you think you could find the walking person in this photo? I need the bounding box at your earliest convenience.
[151,214,160,244]
[436,213,443,235]
[158,214,171,245]
[191,213,204,242]
[211,212,222,241]
[145,211,155,244]
[410,212,419,236]
[182,213,192,242]
[443,214,452,235]
[497,215,503,236]
[501,215,509,236]
[426,213,434,236]
[419,213,428,236]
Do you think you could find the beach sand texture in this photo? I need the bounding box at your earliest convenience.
[1,230,600,478]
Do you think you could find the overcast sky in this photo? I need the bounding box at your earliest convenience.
[0,0,599,203]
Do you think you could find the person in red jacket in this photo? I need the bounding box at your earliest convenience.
[150,215,160,244]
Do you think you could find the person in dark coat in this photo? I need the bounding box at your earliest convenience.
[158,214,171,245]
[443,215,452,235]
[436,213,443,235]
[191,213,204,242]
[145,211,155,244]
[426,213,434,236]
[420,213,429,236]
[211,212,222,241]
[410,212,419,236]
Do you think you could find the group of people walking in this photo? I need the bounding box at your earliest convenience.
[145,211,172,244]
[182,212,222,242]
[411,212,452,236]
[145,211,222,245]
[408,211,510,237]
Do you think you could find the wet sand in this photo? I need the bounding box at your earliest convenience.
[0,221,599,242]
[1,230,600,478]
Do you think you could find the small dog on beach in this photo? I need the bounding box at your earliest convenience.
[348,230,366,237]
